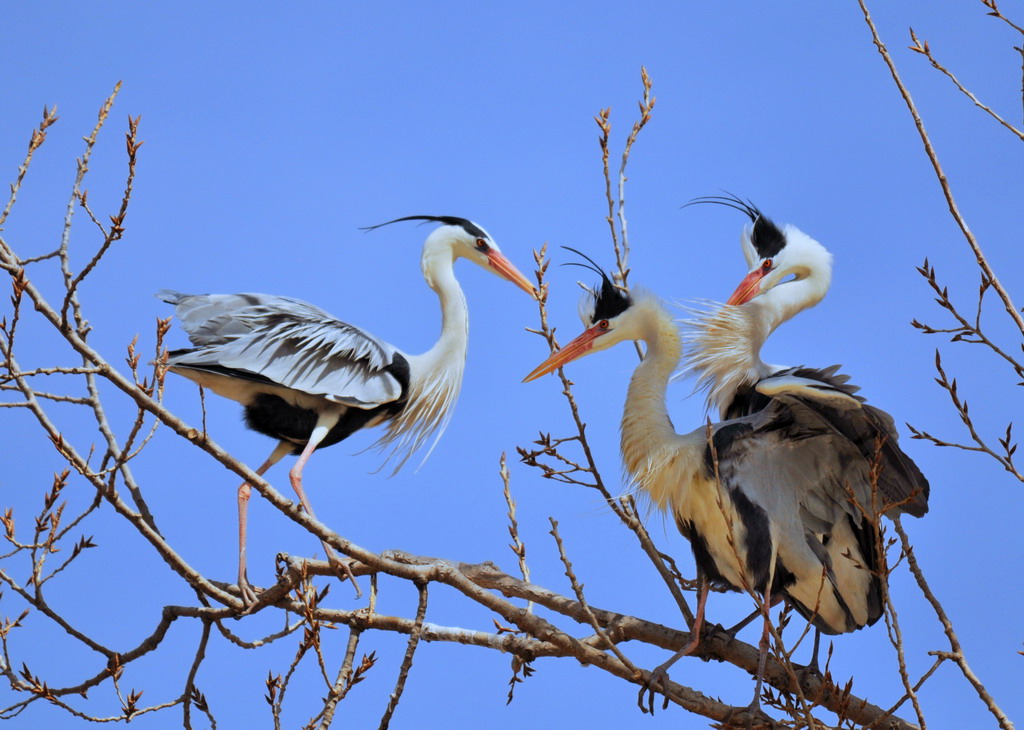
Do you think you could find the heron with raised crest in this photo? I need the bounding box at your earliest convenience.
[162,216,536,605]
[524,207,928,715]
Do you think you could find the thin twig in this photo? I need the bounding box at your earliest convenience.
[858,0,1024,337]
[377,583,428,730]
[549,518,639,678]
[892,518,1012,729]
[0,106,59,229]
[908,28,1024,141]
[500,453,532,611]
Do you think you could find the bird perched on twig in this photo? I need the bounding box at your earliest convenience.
[161,216,536,605]
[524,220,928,717]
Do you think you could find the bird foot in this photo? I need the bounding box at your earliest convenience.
[708,620,736,641]
[799,658,823,682]
[723,702,777,729]
[796,659,828,701]
[745,704,777,729]
[325,550,363,599]
[636,605,707,714]
[796,629,824,695]
[237,573,260,612]
[636,661,675,715]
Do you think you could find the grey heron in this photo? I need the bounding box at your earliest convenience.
[161,216,536,605]
[523,236,928,716]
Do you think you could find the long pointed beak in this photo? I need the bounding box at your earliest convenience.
[523,326,605,382]
[726,269,767,306]
[487,250,537,297]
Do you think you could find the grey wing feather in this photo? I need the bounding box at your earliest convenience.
[160,291,403,406]
[756,365,930,518]
[721,413,868,531]
[157,291,331,345]
[756,373,862,410]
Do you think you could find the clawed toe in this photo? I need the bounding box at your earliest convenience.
[237,574,260,611]
[325,549,362,598]
[744,704,777,729]
[723,702,777,729]
[637,666,672,714]
[799,659,823,682]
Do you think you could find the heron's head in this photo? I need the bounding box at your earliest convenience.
[523,248,639,382]
[362,216,535,296]
[687,194,832,308]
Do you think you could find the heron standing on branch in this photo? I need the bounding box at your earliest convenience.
[524,220,928,716]
[161,216,536,605]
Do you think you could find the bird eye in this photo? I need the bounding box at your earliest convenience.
[475,238,488,250]
[598,320,609,329]
[762,259,773,272]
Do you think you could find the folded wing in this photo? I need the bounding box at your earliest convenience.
[158,291,403,408]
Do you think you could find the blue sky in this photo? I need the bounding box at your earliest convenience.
[1,2,1021,727]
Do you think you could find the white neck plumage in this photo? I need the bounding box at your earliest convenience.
[619,298,706,510]
[376,248,467,471]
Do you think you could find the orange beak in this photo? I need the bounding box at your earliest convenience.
[523,326,606,382]
[726,268,769,306]
[487,250,537,297]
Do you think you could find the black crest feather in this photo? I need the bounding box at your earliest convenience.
[361,215,488,240]
[685,193,786,260]
[560,247,631,322]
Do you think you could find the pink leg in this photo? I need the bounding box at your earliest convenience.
[238,441,291,606]
[672,578,709,658]
[288,436,325,522]
[288,416,361,598]
[640,574,710,713]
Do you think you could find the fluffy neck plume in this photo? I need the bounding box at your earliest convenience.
[374,247,467,472]
[682,303,773,416]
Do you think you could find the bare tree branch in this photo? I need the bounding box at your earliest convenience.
[4,30,1013,721]
[858,0,1024,338]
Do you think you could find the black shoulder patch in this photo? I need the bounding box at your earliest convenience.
[387,352,412,402]
[704,421,754,475]
[723,386,772,420]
